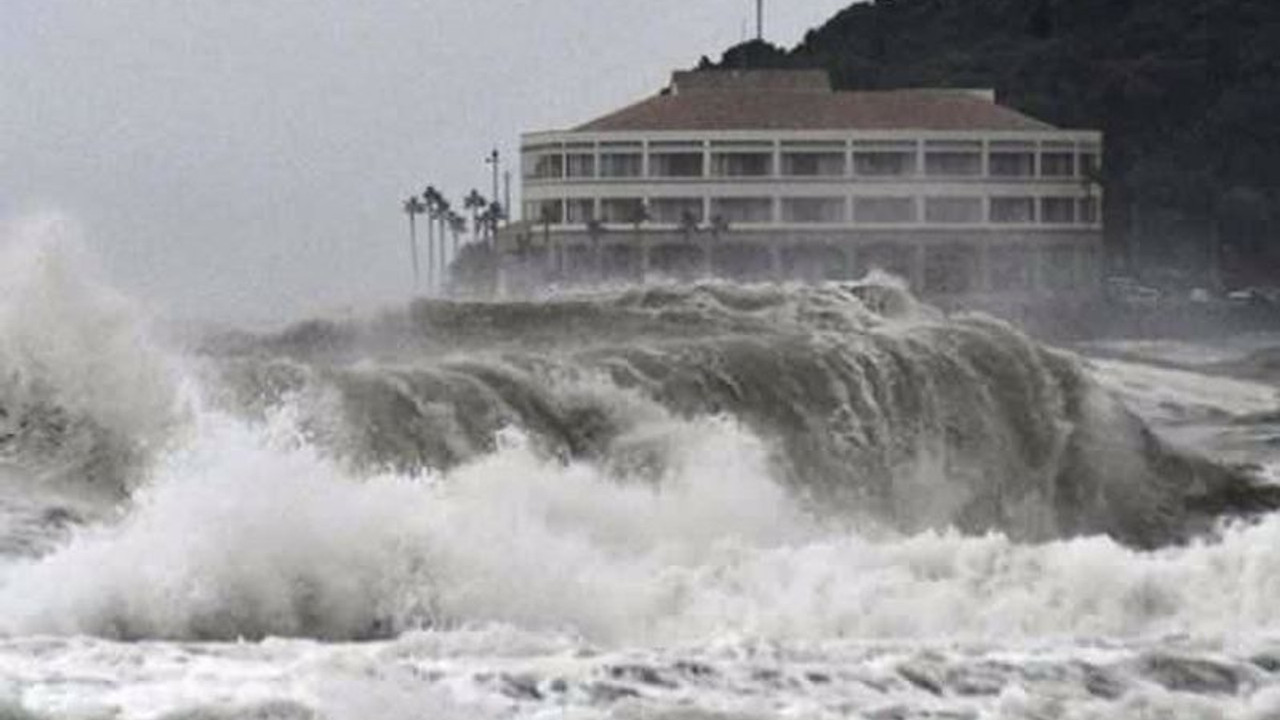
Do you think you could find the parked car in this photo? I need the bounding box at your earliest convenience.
[1227,287,1280,307]
[1106,277,1162,308]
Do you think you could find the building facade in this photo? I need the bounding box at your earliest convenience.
[503,70,1102,300]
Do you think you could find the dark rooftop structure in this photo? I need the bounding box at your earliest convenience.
[576,70,1056,133]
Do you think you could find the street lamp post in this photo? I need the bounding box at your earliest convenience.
[486,148,501,221]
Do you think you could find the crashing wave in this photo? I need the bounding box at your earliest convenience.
[0,216,182,498]
[3,243,1279,643]
[209,280,1276,549]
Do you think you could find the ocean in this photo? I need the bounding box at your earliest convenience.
[3,224,1280,719]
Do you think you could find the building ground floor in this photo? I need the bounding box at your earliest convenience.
[496,228,1101,303]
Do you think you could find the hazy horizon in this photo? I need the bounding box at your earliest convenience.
[1,1,853,324]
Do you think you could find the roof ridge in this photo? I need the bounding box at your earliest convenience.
[569,81,1061,133]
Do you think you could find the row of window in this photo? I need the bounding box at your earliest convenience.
[524,195,1101,226]
[525,147,1099,181]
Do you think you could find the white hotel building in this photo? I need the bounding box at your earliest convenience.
[505,69,1102,300]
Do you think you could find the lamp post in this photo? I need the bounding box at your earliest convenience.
[486,148,501,222]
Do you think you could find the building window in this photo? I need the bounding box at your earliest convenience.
[711,152,773,177]
[711,197,773,223]
[925,151,982,177]
[600,197,646,224]
[781,152,846,177]
[566,154,595,179]
[989,152,1035,177]
[853,150,915,177]
[1040,152,1076,177]
[565,198,595,224]
[650,197,704,225]
[990,197,1036,224]
[649,152,704,178]
[1041,197,1076,224]
[853,197,916,224]
[1079,197,1100,224]
[599,153,642,178]
[924,197,983,224]
[781,197,845,224]
[527,154,563,180]
[522,146,559,179]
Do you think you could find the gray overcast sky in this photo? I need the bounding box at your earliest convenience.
[1,1,852,322]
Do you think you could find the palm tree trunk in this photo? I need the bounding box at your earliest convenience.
[439,216,449,291]
[408,213,420,289]
[426,215,436,295]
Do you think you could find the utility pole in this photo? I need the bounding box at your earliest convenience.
[756,0,763,41]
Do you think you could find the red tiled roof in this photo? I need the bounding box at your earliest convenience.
[575,73,1058,133]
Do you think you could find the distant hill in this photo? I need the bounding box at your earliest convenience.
[702,0,1280,286]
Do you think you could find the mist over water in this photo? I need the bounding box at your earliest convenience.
[5,217,1280,718]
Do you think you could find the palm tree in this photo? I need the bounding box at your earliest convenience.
[448,210,466,271]
[402,196,426,289]
[586,217,607,282]
[422,186,443,294]
[435,196,453,281]
[486,200,503,245]
[476,205,494,244]
[463,190,487,246]
[679,209,701,279]
[679,209,700,243]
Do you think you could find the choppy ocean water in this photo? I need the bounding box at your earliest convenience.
[3,217,1280,718]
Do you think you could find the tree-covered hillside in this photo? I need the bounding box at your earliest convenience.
[704,0,1280,285]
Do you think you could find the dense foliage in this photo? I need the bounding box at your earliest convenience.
[703,0,1280,285]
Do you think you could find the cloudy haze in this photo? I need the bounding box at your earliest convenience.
[1,1,852,323]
